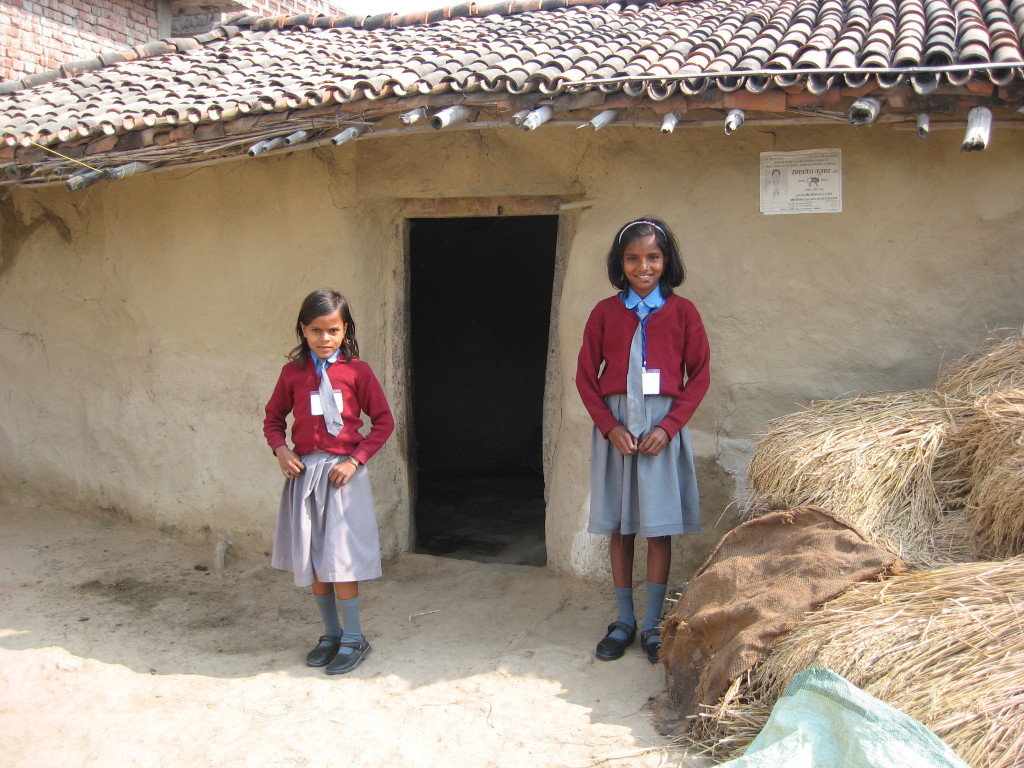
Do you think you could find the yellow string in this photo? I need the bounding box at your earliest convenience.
[3,129,102,172]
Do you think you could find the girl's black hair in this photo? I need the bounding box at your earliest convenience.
[288,289,359,364]
[605,217,685,296]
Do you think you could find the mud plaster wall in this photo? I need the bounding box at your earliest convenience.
[1,122,1022,582]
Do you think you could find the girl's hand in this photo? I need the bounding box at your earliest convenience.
[328,458,359,487]
[638,426,670,456]
[607,425,638,456]
[275,446,305,479]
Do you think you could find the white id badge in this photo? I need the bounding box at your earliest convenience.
[310,391,344,415]
[642,368,661,395]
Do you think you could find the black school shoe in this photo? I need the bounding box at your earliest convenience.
[595,621,637,661]
[640,628,661,664]
[325,637,372,675]
[306,635,342,667]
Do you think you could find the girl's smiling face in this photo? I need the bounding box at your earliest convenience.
[622,233,664,298]
[301,310,347,359]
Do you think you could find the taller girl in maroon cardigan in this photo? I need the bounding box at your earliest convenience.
[264,289,394,675]
[576,218,710,664]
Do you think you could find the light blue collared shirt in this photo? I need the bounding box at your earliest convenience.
[311,349,341,376]
[622,287,665,314]
[622,288,664,369]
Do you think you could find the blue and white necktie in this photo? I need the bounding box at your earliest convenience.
[318,361,343,437]
[624,302,650,436]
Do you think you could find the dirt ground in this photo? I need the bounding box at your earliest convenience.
[0,502,709,768]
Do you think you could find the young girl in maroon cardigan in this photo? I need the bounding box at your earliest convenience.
[264,289,394,675]
[576,218,710,664]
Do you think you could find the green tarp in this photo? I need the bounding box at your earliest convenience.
[715,668,968,768]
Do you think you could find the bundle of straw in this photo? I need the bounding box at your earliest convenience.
[946,390,1024,558]
[936,331,1024,401]
[690,558,1024,768]
[747,389,973,568]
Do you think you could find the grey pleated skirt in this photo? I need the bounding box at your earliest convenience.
[271,451,382,587]
[588,394,701,537]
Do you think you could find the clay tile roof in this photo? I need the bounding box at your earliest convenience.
[2,0,1024,188]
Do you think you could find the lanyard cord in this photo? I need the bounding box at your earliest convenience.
[641,314,651,369]
[635,303,653,369]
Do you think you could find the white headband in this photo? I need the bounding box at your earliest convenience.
[617,220,666,244]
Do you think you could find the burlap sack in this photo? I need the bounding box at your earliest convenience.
[659,506,906,731]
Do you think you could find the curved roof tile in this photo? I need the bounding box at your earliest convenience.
[2,0,1023,181]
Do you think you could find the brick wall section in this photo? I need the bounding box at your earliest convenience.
[1,0,344,82]
[1,0,161,81]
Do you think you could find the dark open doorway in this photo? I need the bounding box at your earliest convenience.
[409,215,557,566]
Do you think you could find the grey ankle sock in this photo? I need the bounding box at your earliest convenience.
[314,591,342,637]
[608,586,636,641]
[337,596,363,649]
[641,581,668,632]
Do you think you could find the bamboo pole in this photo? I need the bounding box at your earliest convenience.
[399,106,427,125]
[916,114,930,138]
[561,61,1024,87]
[724,108,745,135]
[329,125,366,145]
[660,110,680,134]
[581,109,619,130]
[520,106,554,131]
[961,106,993,151]
[849,97,883,126]
[431,105,471,130]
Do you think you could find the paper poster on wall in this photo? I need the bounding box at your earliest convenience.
[760,149,842,215]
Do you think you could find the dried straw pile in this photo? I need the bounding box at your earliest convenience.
[943,390,1024,559]
[689,558,1024,768]
[930,331,1024,557]
[694,331,1024,764]
[746,389,973,568]
[935,332,1024,401]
